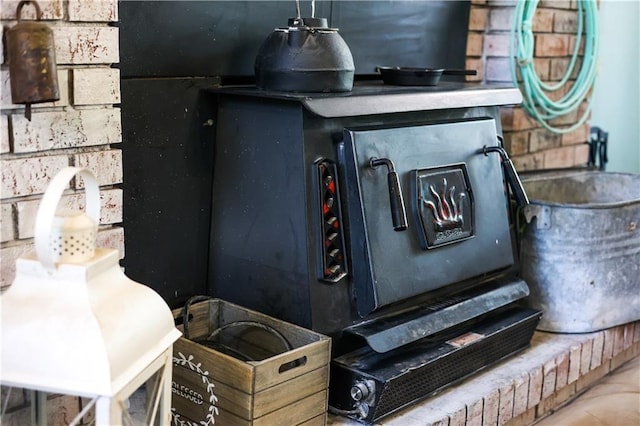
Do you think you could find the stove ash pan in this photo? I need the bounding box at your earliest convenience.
[521,170,640,333]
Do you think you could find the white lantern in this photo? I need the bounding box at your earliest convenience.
[0,167,181,425]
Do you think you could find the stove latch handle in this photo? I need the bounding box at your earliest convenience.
[482,145,529,207]
[369,157,408,231]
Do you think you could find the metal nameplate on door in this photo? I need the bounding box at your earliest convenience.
[415,164,475,249]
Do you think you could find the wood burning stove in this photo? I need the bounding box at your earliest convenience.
[207,81,541,423]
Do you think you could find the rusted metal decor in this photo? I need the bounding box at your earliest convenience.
[6,0,59,121]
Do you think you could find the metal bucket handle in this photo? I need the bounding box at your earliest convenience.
[16,0,43,21]
[34,167,100,273]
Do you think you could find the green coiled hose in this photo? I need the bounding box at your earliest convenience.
[510,0,599,134]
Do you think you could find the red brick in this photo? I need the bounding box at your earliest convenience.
[535,34,571,57]
[548,107,579,127]
[500,107,514,129]
[504,131,530,155]
[545,83,569,103]
[590,331,605,369]
[469,7,489,31]
[466,399,484,426]
[466,58,484,82]
[541,359,557,399]
[554,9,579,33]
[530,129,561,152]
[611,345,638,370]
[580,339,593,375]
[561,122,590,145]
[543,146,575,169]
[498,382,515,425]
[554,382,577,406]
[534,58,551,81]
[487,0,517,5]
[484,34,511,57]
[532,8,555,32]
[569,34,586,55]
[11,108,122,153]
[550,58,569,81]
[47,395,82,426]
[489,7,514,31]
[483,389,500,426]
[53,26,119,65]
[0,203,13,243]
[527,366,543,408]
[623,323,635,349]
[450,406,467,426]
[1,155,69,198]
[511,108,539,131]
[555,351,570,388]
[573,142,590,166]
[97,226,124,258]
[74,149,123,187]
[603,328,616,360]
[567,343,582,384]
[510,407,535,426]
[576,362,610,392]
[486,57,512,82]
[512,152,544,171]
[512,373,529,417]
[0,115,9,154]
[539,0,573,9]
[1,241,33,288]
[68,0,118,22]
[467,33,484,57]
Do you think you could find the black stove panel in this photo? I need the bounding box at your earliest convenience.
[341,119,514,316]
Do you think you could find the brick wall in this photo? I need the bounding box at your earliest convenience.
[0,0,123,290]
[466,0,593,171]
[1,1,121,423]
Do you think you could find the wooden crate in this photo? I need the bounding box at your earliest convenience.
[170,298,331,426]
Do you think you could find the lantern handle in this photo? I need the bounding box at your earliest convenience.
[34,167,100,272]
[16,0,43,21]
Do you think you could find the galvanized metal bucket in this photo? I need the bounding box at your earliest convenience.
[520,170,640,333]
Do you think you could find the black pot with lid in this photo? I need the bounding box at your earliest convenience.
[254,0,355,92]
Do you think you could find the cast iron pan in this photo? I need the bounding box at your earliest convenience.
[377,67,477,86]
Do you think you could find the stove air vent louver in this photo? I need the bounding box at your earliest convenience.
[317,159,348,282]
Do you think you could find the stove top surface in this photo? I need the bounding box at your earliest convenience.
[211,81,522,117]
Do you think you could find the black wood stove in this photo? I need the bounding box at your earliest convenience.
[207,81,541,423]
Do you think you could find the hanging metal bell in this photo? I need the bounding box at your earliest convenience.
[6,0,60,121]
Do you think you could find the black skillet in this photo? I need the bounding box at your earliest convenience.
[376,67,477,86]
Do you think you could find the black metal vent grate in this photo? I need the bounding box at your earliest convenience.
[372,312,540,421]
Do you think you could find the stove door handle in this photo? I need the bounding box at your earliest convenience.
[369,157,408,231]
[482,145,529,208]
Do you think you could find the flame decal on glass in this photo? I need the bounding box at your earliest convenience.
[422,178,466,231]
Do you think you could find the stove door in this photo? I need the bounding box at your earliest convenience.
[339,118,514,316]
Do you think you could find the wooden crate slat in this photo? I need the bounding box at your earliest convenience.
[253,389,328,426]
[253,365,328,418]
[253,339,331,392]
[174,336,255,393]
[213,406,253,426]
[299,412,328,426]
[172,362,253,420]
